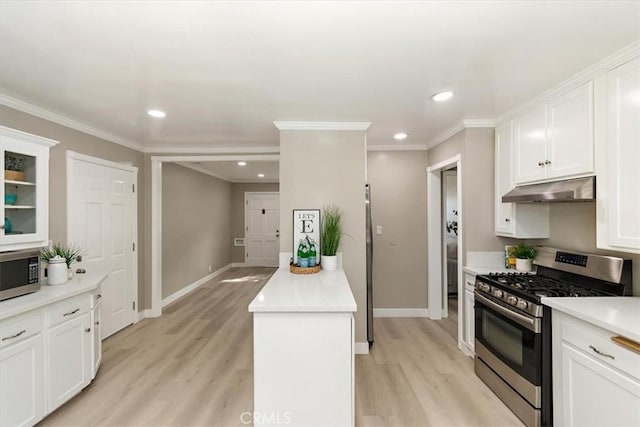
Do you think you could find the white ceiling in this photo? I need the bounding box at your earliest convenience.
[177,160,279,183]
[1,1,639,151]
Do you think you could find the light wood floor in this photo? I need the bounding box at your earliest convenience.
[40,268,523,427]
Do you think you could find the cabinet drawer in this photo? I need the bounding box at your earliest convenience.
[46,294,91,327]
[0,311,44,349]
[560,314,640,380]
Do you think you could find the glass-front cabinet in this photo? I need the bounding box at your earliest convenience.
[1,126,58,252]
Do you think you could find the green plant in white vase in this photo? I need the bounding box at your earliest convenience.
[513,244,537,272]
[321,205,342,271]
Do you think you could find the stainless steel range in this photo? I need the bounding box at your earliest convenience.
[474,247,632,427]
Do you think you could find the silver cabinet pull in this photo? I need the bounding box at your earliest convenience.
[589,345,615,360]
[505,218,511,222]
[545,160,551,165]
[2,329,26,341]
[538,161,545,166]
[96,294,102,299]
[63,308,80,316]
[85,328,91,333]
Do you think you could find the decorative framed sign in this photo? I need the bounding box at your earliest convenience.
[292,209,320,264]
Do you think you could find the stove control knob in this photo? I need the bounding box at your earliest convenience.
[507,296,517,305]
[516,299,529,310]
[493,289,504,298]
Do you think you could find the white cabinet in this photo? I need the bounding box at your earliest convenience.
[0,126,57,252]
[495,121,549,238]
[513,82,594,185]
[47,312,92,412]
[461,273,475,356]
[552,310,640,426]
[91,291,102,379]
[596,57,640,254]
[0,312,45,427]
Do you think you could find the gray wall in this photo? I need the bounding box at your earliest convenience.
[367,151,428,309]
[0,105,148,308]
[162,163,232,299]
[279,129,367,343]
[230,182,280,263]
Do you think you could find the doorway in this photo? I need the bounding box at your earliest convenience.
[245,192,279,267]
[442,168,458,322]
[66,151,138,339]
[426,154,463,350]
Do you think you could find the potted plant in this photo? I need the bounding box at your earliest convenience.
[513,243,537,272]
[40,244,84,285]
[320,205,342,271]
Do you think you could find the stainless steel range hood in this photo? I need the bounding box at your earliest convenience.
[502,176,595,203]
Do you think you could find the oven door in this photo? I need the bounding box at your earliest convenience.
[474,291,542,387]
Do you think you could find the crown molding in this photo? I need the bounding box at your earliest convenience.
[0,125,59,147]
[145,145,280,154]
[273,121,371,131]
[175,161,278,183]
[425,121,465,149]
[495,40,640,125]
[367,144,427,151]
[0,93,146,152]
[462,119,496,128]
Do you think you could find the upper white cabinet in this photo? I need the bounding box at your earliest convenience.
[495,121,549,238]
[513,82,594,185]
[596,57,640,254]
[0,126,58,252]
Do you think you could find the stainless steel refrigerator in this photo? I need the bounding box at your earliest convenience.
[365,184,374,346]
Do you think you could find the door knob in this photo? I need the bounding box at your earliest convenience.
[276,229,280,238]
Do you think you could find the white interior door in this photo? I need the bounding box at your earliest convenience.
[68,153,137,339]
[245,192,279,267]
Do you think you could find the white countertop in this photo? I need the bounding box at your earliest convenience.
[542,297,640,343]
[463,266,531,276]
[248,268,357,313]
[0,273,106,321]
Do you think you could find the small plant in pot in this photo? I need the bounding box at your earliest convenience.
[513,244,537,272]
[40,244,84,285]
[321,205,342,271]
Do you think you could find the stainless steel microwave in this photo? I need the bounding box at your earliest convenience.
[0,250,41,301]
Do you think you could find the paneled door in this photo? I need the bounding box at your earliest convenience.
[67,152,137,339]
[245,192,279,267]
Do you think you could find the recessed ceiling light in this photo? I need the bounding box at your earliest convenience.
[432,91,453,102]
[258,173,265,178]
[237,161,247,166]
[147,109,166,118]
[393,132,408,140]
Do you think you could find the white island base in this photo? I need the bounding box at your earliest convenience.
[249,267,357,427]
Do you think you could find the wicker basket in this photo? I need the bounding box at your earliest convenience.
[289,264,321,275]
[4,170,25,181]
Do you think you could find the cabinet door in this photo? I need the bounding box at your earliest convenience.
[91,302,102,379]
[495,122,515,235]
[0,128,53,251]
[605,58,640,251]
[0,334,45,427]
[464,287,475,353]
[513,106,548,184]
[547,82,594,179]
[47,312,92,412]
[559,342,640,426]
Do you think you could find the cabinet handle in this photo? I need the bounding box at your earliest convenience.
[544,160,551,165]
[538,161,545,166]
[85,328,91,333]
[95,321,100,326]
[63,308,80,316]
[2,329,26,341]
[505,218,511,222]
[611,336,640,354]
[0,224,4,230]
[96,294,102,299]
[589,345,615,360]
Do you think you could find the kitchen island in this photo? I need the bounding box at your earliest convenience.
[248,266,357,427]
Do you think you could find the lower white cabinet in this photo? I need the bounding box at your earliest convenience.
[91,293,102,379]
[47,312,92,412]
[462,273,475,355]
[552,310,640,426]
[0,286,101,426]
[0,334,45,427]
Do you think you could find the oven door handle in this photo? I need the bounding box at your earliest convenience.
[475,291,541,333]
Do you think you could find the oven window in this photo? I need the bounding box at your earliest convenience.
[482,309,523,367]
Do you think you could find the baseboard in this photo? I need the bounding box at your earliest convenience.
[354,342,369,355]
[162,264,232,307]
[135,309,152,323]
[373,308,430,318]
[231,262,247,267]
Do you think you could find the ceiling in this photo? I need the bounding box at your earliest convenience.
[1,1,639,152]
[177,160,279,183]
